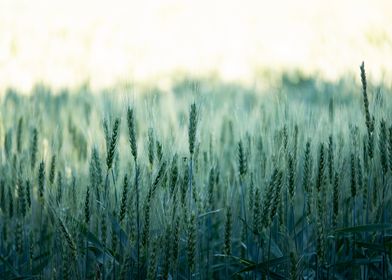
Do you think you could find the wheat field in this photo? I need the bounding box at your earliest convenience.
[0,63,391,279]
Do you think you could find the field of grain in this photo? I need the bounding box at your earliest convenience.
[0,63,391,279]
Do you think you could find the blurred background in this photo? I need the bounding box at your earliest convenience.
[0,0,391,93]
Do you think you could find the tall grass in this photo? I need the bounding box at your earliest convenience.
[0,65,391,279]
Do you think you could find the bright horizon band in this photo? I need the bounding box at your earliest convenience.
[0,0,391,92]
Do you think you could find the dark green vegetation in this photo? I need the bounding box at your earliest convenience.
[1,64,392,279]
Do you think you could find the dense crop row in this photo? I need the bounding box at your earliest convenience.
[0,64,392,279]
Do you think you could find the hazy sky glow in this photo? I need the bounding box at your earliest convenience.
[0,0,391,92]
